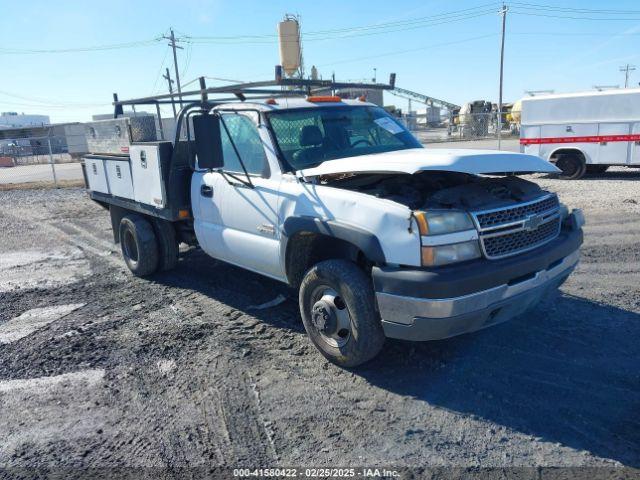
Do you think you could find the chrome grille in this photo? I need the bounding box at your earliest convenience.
[472,194,562,260]
[482,217,561,259]
[475,195,559,230]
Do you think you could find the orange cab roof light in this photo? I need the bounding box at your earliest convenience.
[306,95,342,103]
[265,98,277,105]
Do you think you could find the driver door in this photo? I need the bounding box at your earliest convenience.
[197,112,283,280]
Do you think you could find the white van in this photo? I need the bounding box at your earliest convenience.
[520,88,640,179]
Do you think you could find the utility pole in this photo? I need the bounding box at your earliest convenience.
[163,28,184,108]
[497,3,508,150]
[163,68,178,119]
[619,64,636,88]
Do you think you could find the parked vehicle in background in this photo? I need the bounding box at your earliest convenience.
[520,88,640,179]
[82,73,584,367]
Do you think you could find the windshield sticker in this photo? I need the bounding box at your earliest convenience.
[374,117,404,135]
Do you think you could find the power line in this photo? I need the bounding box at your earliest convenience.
[0,99,110,109]
[510,9,640,21]
[183,3,499,42]
[185,6,499,44]
[3,2,639,56]
[0,38,161,55]
[150,46,171,95]
[181,43,193,81]
[0,89,107,107]
[509,31,640,36]
[188,11,498,45]
[0,4,510,57]
[299,3,501,35]
[317,33,498,67]
[509,2,640,14]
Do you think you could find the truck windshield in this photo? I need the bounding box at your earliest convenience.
[266,105,422,170]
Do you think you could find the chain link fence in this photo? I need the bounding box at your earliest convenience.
[400,110,520,151]
[0,124,88,189]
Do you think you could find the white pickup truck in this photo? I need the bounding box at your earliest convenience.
[83,77,584,367]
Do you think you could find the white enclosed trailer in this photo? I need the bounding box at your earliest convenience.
[520,88,640,179]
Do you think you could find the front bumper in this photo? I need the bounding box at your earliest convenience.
[373,221,583,341]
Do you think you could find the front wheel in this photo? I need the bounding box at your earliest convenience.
[299,259,385,368]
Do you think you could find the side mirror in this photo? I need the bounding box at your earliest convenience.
[193,114,224,170]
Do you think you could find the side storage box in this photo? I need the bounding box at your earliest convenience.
[85,116,157,155]
[104,157,134,200]
[83,156,110,194]
[129,142,172,208]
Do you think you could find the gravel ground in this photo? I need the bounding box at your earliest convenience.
[0,168,639,477]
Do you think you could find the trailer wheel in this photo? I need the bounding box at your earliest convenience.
[299,259,385,368]
[556,154,586,180]
[119,214,159,276]
[586,165,609,175]
[152,218,179,272]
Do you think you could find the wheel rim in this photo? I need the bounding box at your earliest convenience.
[309,286,352,348]
[123,230,139,263]
[558,157,579,177]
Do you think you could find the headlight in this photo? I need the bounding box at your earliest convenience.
[422,241,482,266]
[415,211,475,236]
[415,210,480,266]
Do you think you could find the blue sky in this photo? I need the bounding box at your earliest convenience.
[1,0,639,123]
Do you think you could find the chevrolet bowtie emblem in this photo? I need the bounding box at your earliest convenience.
[523,214,544,231]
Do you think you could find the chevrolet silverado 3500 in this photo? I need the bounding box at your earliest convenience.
[83,76,584,367]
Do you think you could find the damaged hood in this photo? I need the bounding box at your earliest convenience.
[299,147,559,177]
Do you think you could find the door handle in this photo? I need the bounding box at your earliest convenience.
[200,185,213,197]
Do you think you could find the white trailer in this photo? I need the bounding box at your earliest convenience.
[520,88,640,179]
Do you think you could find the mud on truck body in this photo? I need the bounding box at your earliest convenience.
[83,74,584,367]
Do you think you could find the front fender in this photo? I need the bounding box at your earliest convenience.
[281,216,386,264]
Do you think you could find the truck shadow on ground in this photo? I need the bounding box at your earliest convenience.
[360,293,640,466]
[154,249,304,333]
[155,251,640,466]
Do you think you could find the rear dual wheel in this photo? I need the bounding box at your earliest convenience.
[119,214,179,276]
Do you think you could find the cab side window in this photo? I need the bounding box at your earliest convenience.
[220,114,268,176]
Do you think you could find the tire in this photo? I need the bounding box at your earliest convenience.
[556,154,586,180]
[152,218,179,272]
[299,259,385,368]
[119,214,159,276]
[586,165,609,175]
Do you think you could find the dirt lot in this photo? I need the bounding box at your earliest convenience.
[0,168,639,477]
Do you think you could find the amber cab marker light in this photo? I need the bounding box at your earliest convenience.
[265,98,277,105]
[358,95,367,102]
[178,209,190,219]
[306,96,342,103]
